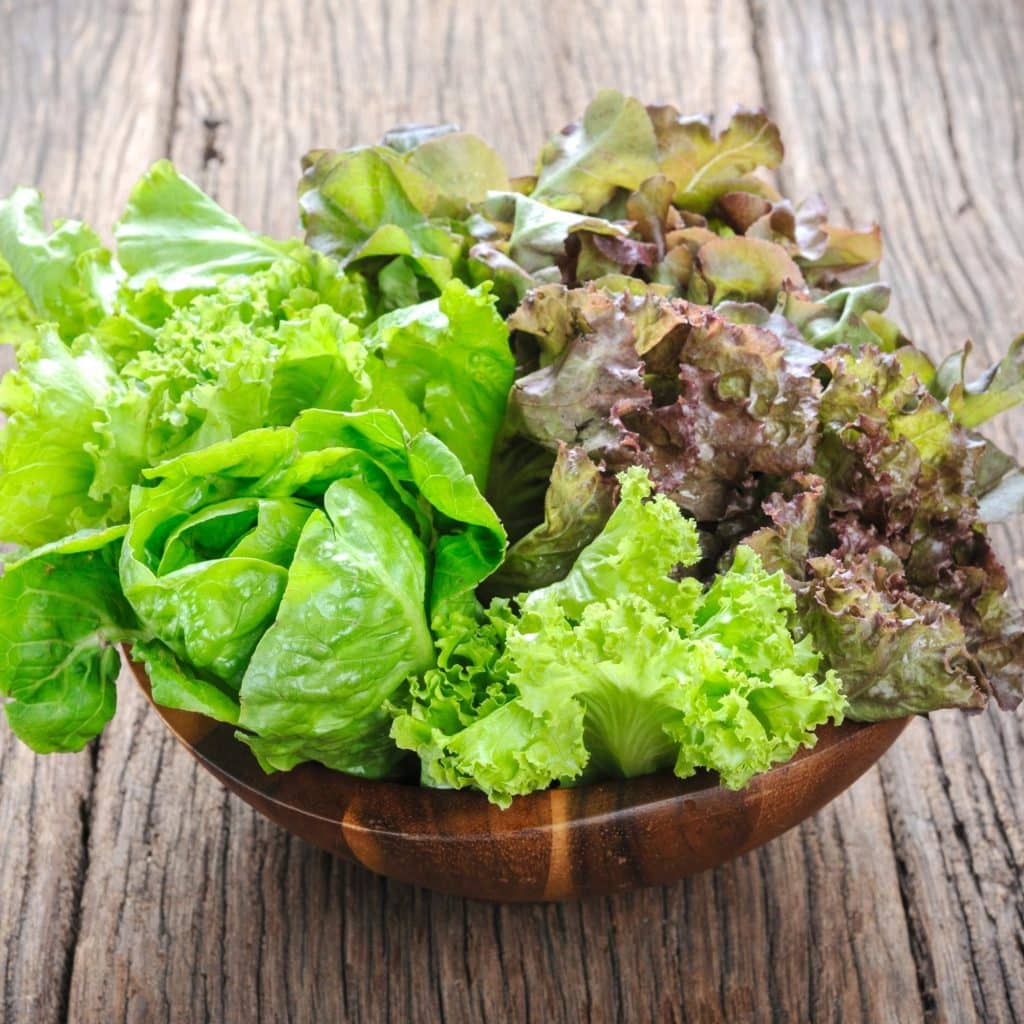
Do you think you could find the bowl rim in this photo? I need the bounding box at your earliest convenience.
[125,648,910,837]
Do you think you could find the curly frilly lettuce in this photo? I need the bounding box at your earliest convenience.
[501,285,822,522]
[391,468,845,807]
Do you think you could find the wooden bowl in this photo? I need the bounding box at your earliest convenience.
[127,656,909,902]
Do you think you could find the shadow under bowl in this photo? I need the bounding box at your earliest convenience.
[127,655,908,902]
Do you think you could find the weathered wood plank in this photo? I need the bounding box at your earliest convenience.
[0,1,186,1022]
[753,0,1024,1020]
[61,2,928,1022]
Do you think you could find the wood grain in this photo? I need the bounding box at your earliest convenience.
[0,0,1020,1021]
[754,1,1024,1018]
[0,1,185,1021]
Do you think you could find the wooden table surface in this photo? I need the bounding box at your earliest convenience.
[2,1,1023,1021]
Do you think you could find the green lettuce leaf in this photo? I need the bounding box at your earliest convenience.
[520,466,703,621]
[0,256,38,346]
[479,192,632,277]
[0,329,142,545]
[299,145,465,310]
[292,409,507,614]
[404,132,509,213]
[358,280,514,487]
[796,223,882,288]
[118,254,370,460]
[120,412,504,772]
[487,445,615,596]
[0,188,121,339]
[694,235,804,305]
[651,106,783,213]
[975,436,1024,523]
[122,490,306,686]
[115,161,288,291]
[133,638,242,726]
[0,241,370,547]
[937,335,1024,428]
[237,479,434,775]
[0,525,137,752]
[780,283,902,351]
[531,90,660,212]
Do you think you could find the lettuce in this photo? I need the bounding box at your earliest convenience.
[486,444,616,596]
[116,410,505,775]
[741,342,1024,718]
[0,329,139,546]
[1,93,1021,801]
[115,160,290,291]
[391,469,845,807]
[0,188,121,340]
[501,285,821,521]
[532,91,660,212]
[0,164,511,550]
[0,526,139,752]
[0,251,366,545]
[358,279,514,487]
[237,479,434,776]
[0,242,509,771]
[298,139,499,312]
[494,282,1024,722]
[0,256,39,346]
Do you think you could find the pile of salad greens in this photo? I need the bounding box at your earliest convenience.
[1,91,1021,807]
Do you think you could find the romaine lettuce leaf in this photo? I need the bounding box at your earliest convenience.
[298,145,466,311]
[358,280,514,487]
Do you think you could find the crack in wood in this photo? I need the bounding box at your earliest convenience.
[163,0,193,159]
[881,778,939,1020]
[54,738,100,1024]
[201,117,224,170]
